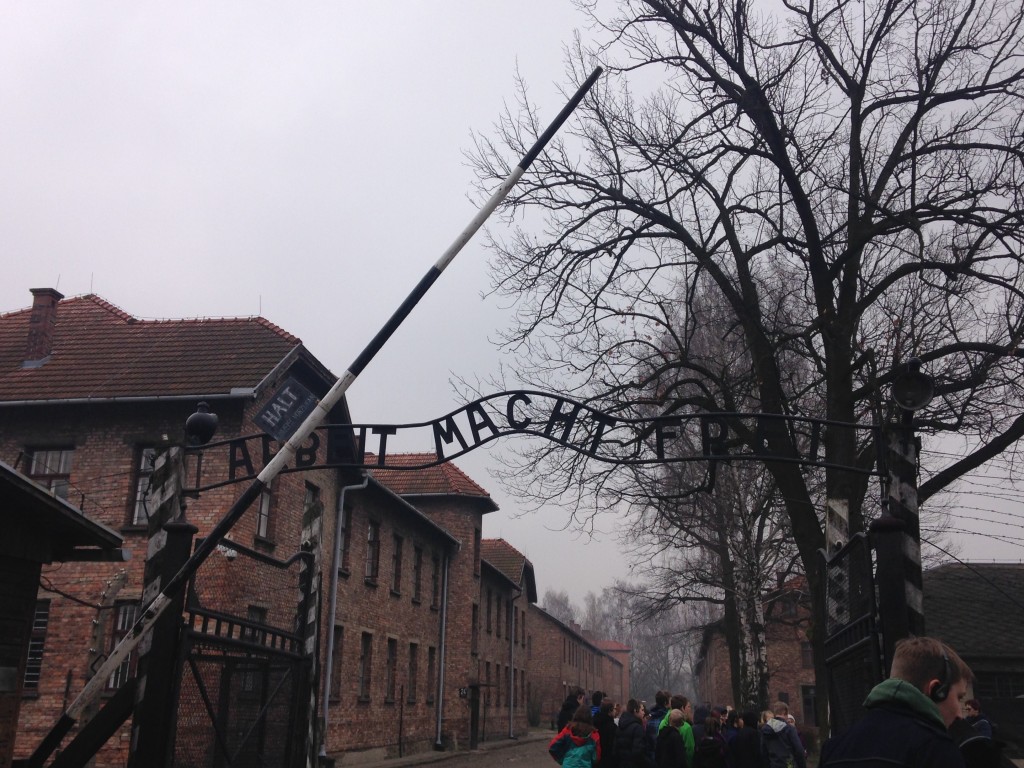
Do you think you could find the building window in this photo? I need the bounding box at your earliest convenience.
[520,609,526,646]
[108,601,139,690]
[513,666,518,708]
[801,685,817,727]
[496,663,502,707]
[520,670,526,708]
[430,554,441,609]
[496,596,503,639]
[527,635,532,660]
[426,646,436,703]
[974,671,1024,699]
[366,521,381,582]
[132,446,157,525]
[486,589,493,633]
[780,596,798,618]
[471,604,479,655]
[338,504,352,572]
[412,546,423,603]
[304,483,321,518]
[28,448,73,499]
[407,643,419,703]
[800,641,813,668]
[391,535,404,594]
[24,600,50,690]
[358,632,373,701]
[243,606,268,644]
[777,691,790,704]
[330,626,344,700]
[485,661,491,706]
[256,487,273,540]
[385,638,398,702]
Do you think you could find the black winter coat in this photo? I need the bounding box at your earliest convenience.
[594,710,619,768]
[616,711,653,768]
[726,727,761,768]
[820,704,963,768]
[655,726,686,768]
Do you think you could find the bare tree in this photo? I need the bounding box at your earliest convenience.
[473,0,1024,731]
[542,588,580,626]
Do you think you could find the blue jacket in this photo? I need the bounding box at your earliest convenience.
[820,678,964,768]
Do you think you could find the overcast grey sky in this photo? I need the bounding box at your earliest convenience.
[0,1,638,597]
[1,2,1019,601]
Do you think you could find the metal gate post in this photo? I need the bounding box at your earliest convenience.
[129,447,197,768]
[128,517,197,767]
[871,359,933,673]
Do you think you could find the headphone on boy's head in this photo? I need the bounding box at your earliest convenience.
[930,648,952,703]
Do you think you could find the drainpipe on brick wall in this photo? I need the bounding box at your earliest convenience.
[434,553,451,750]
[319,474,369,760]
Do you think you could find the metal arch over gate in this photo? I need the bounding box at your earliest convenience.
[185,387,885,494]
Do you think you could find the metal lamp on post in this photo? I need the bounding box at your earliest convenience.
[871,358,934,674]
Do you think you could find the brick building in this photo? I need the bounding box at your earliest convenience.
[592,639,631,707]
[0,289,355,765]
[694,578,816,730]
[0,289,630,764]
[477,538,538,741]
[527,604,628,729]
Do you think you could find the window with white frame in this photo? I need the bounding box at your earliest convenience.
[132,446,157,525]
[256,488,273,539]
[28,448,73,499]
[107,601,139,690]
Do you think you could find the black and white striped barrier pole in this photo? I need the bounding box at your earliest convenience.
[30,65,602,767]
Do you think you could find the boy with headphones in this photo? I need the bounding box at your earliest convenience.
[820,636,970,767]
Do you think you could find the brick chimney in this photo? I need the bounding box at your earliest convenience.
[23,288,64,365]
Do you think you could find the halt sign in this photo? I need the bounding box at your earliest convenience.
[256,377,318,442]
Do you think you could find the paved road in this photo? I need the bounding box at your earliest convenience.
[418,737,550,767]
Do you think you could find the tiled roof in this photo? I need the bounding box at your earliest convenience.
[923,562,1024,659]
[482,538,528,583]
[593,639,632,653]
[0,293,302,402]
[482,538,539,602]
[369,453,497,509]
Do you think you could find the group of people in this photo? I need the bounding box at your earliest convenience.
[549,636,1010,768]
[548,688,808,768]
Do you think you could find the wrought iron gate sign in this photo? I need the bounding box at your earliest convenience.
[187,390,881,493]
[255,376,318,442]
